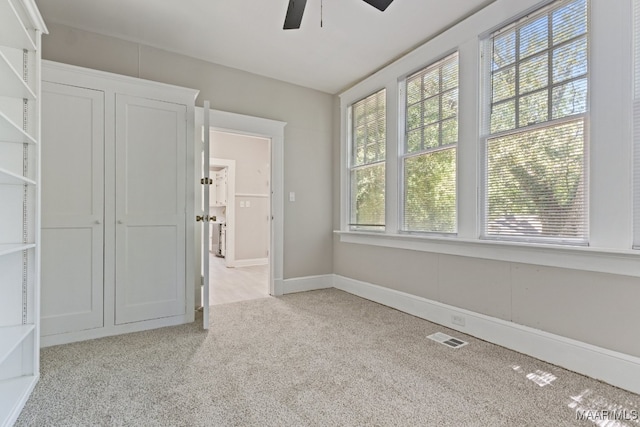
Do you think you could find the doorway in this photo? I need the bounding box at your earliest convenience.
[194,107,286,312]
[208,131,271,305]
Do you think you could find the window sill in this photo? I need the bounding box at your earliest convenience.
[334,230,640,278]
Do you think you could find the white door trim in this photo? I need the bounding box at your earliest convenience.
[195,108,286,299]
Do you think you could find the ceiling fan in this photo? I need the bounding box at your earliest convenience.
[283,0,394,30]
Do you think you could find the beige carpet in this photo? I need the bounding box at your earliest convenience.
[16,289,640,426]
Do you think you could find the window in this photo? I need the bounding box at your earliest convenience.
[482,0,589,243]
[349,89,386,230]
[402,53,458,233]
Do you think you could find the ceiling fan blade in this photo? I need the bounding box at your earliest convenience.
[362,0,394,11]
[283,0,307,30]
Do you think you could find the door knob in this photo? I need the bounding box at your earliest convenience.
[117,220,123,224]
[95,220,101,225]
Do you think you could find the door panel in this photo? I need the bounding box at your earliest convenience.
[115,95,186,324]
[40,82,105,335]
[121,226,179,305]
[41,228,99,335]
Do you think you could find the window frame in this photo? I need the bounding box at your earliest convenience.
[400,52,460,235]
[347,88,387,231]
[479,0,591,245]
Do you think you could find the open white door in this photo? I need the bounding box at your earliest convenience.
[200,101,211,329]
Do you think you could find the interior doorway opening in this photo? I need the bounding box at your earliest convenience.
[206,130,271,306]
[194,106,286,319]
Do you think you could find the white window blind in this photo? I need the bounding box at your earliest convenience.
[634,0,640,248]
[402,53,458,233]
[482,0,589,243]
[349,89,386,230]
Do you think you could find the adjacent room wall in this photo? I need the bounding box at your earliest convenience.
[212,131,270,262]
[41,22,334,279]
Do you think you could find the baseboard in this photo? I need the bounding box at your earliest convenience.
[333,274,640,395]
[282,274,334,294]
[273,278,284,296]
[231,258,268,268]
[41,314,192,348]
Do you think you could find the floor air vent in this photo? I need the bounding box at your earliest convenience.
[427,332,468,349]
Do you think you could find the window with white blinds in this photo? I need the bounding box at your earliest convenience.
[349,89,386,230]
[402,53,458,233]
[482,0,589,243]
[634,0,640,249]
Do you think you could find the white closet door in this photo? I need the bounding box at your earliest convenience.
[114,94,186,324]
[40,82,105,336]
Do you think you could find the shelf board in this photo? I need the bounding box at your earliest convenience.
[0,167,35,185]
[0,324,34,365]
[0,0,36,51]
[0,111,36,144]
[0,375,38,427]
[0,243,35,257]
[0,50,35,100]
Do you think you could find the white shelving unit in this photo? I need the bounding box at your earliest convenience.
[0,0,46,425]
[0,51,36,100]
[210,168,228,207]
[0,168,37,185]
[0,111,37,144]
[0,244,35,257]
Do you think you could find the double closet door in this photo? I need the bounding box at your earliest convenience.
[41,75,190,341]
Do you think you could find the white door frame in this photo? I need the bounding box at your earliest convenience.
[195,108,286,300]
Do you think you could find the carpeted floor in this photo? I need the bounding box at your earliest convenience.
[16,289,640,426]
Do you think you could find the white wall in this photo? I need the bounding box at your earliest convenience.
[40,22,334,279]
[334,0,640,359]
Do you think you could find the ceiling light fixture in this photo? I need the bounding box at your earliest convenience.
[283,0,394,30]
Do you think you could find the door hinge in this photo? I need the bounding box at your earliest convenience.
[201,177,213,185]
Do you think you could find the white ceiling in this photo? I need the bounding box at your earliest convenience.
[34,0,495,94]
